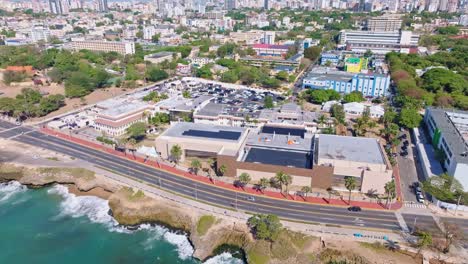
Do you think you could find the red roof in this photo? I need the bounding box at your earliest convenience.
[5,66,33,72]
[252,44,289,50]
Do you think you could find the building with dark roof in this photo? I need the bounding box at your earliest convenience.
[424,108,468,190]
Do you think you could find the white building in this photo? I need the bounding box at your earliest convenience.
[343,102,385,118]
[70,40,135,55]
[339,30,419,54]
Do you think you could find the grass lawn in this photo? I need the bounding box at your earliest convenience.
[196,215,216,236]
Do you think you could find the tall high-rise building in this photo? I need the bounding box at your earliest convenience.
[447,0,458,12]
[439,0,449,11]
[264,0,269,10]
[224,0,236,10]
[97,0,108,12]
[49,0,68,14]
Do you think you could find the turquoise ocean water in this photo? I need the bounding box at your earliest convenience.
[0,181,243,264]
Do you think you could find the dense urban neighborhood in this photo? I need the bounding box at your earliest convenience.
[0,0,467,264]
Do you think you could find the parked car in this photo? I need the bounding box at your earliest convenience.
[399,134,407,140]
[348,206,362,212]
[247,196,255,202]
[400,151,408,156]
[417,193,425,203]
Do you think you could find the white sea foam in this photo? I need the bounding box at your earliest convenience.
[203,252,244,264]
[0,181,27,203]
[48,184,195,260]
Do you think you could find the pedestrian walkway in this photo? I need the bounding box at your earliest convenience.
[404,201,427,209]
[39,126,404,211]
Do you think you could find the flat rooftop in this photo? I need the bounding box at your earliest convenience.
[246,126,313,152]
[318,135,385,164]
[244,147,312,169]
[427,108,468,164]
[98,100,149,118]
[145,51,175,58]
[161,122,247,142]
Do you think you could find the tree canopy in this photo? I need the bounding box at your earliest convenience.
[247,214,282,241]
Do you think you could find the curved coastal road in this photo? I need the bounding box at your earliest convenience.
[0,120,402,231]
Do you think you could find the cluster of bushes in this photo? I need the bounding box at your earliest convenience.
[0,88,65,118]
[387,46,468,110]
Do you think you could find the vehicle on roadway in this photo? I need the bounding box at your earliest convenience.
[348,206,362,212]
[417,193,425,203]
[247,196,255,202]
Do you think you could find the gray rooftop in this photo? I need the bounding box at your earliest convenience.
[304,68,355,83]
[145,51,176,59]
[246,128,313,152]
[161,122,247,142]
[99,100,149,118]
[318,135,385,164]
[427,108,468,164]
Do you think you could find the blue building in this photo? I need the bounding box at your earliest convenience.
[302,68,390,97]
[320,53,341,66]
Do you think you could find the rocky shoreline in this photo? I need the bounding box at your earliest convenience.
[0,162,435,264]
[0,163,322,264]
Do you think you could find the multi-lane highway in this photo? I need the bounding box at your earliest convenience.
[0,119,406,231]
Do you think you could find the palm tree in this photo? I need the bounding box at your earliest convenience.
[344,177,357,204]
[238,172,251,191]
[384,240,400,252]
[367,120,377,134]
[384,180,396,209]
[318,115,326,128]
[218,164,227,176]
[116,137,128,155]
[326,187,335,201]
[207,158,215,170]
[170,144,182,164]
[190,159,202,175]
[127,138,137,158]
[353,118,367,136]
[258,177,269,194]
[301,186,312,199]
[417,232,432,254]
[275,171,292,195]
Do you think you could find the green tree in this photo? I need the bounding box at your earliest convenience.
[276,71,289,81]
[247,214,282,241]
[331,104,345,124]
[126,122,146,140]
[399,107,422,128]
[437,26,460,35]
[151,33,160,43]
[343,91,364,103]
[196,65,213,79]
[422,68,467,94]
[238,172,251,190]
[417,231,432,254]
[218,164,227,176]
[275,171,292,195]
[182,90,191,98]
[303,46,321,61]
[190,159,202,175]
[264,95,274,109]
[301,186,312,199]
[344,177,357,203]
[170,144,182,164]
[145,67,168,82]
[384,180,396,208]
[257,178,269,194]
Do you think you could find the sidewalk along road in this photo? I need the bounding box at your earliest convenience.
[0,120,402,231]
[37,125,402,211]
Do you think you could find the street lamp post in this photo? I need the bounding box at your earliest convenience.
[412,217,418,233]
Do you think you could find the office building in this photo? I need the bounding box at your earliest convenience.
[30,25,50,43]
[70,40,135,55]
[94,100,153,137]
[155,122,249,162]
[49,0,68,14]
[316,134,393,194]
[320,52,341,66]
[252,44,289,57]
[302,67,390,97]
[97,0,108,12]
[224,0,236,10]
[366,15,403,32]
[339,30,419,54]
[424,108,468,190]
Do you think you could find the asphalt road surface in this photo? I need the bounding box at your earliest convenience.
[0,119,402,231]
[396,131,420,202]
